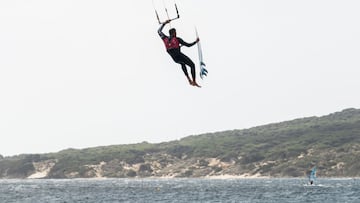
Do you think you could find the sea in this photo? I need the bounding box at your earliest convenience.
[0,178,359,203]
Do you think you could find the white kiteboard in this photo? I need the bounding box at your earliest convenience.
[195,28,208,79]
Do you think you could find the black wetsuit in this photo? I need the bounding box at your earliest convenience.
[158,24,197,81]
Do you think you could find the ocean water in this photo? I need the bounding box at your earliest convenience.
[0,178,359,203]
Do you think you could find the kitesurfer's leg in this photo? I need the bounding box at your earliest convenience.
[180,53,201,87]
[170,52,193,86]
[180,63,193,85]
[169,51,200,87]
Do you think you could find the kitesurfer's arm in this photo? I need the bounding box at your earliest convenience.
[158,20,171,39]
[178,37,199,47]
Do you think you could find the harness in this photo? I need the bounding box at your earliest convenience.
[163,37,180,50]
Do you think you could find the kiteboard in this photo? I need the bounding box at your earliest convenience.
[195,28,208,80]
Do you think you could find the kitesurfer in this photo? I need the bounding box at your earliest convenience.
[158,20,201,87]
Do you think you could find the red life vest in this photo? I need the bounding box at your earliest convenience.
[163,37,180,50]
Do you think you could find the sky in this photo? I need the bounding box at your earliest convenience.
[1,0,359,156]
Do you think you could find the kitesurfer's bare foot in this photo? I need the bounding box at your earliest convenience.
[192,81,201,88]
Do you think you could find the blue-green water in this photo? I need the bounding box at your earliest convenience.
[0,178,359,202]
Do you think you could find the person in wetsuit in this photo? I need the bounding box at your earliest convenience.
[158,20,200,87]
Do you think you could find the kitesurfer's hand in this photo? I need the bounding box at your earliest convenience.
[164,19,171,24]
[196,37,200,43]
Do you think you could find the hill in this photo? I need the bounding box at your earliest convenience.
[1,108,360,179]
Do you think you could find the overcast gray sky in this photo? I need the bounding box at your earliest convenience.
[1,0,359,156]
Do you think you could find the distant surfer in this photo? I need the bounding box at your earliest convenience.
[308,166,316,185]
[158,20,201,87]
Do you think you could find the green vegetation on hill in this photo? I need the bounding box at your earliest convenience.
[1,108,360,178]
